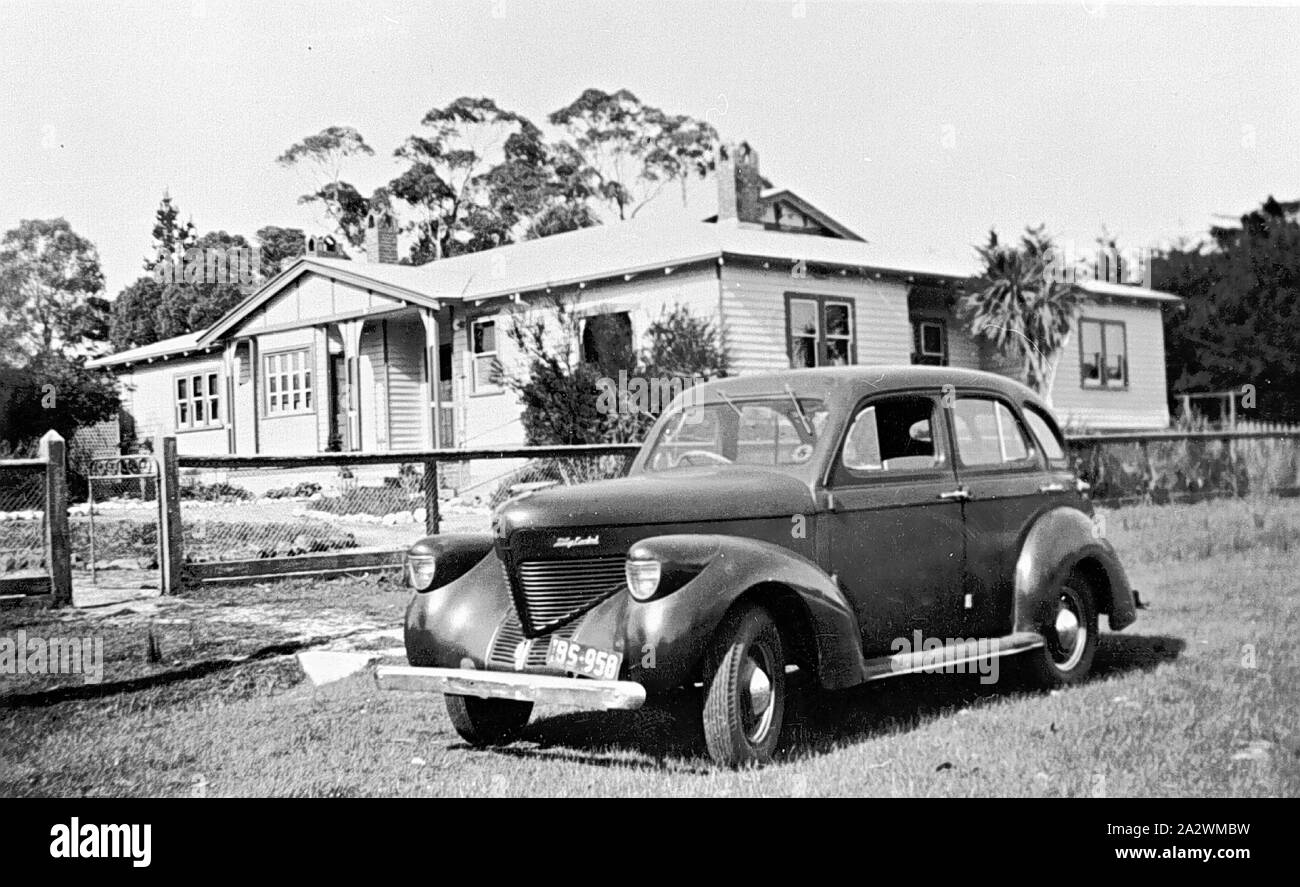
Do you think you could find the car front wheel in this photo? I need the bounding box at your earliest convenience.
[445,695,533,746]
[702,603,787,768]
[1023,573,1099,688]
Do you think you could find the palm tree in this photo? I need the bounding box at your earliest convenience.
[960,225,1083,403]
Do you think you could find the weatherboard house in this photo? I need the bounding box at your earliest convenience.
[89,146,1178,465]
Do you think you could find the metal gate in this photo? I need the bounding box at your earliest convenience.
[82,455,163,589]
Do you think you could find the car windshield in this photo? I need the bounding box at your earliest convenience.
[643,396,829,473]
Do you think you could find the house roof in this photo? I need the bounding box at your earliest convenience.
[94,215,1179,367]
[87,330,214,369]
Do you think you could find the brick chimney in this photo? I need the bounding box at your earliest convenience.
[305,234,348,260]
[364,208,399,264]
[716,141,763,225]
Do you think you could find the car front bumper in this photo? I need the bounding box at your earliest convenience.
[377,665,647,711]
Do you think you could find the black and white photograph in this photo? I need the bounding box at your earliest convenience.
[0,0,1295,832]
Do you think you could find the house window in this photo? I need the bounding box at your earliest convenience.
[912,320,948,366]
[176,371,221,431]
[264,349,312,415]
[786,295,856,368]
[471,318,500,393]
[581,312,634,369]
[1080,319,1127,389]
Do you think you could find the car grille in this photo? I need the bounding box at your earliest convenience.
[511,556,626,635]
[487,610,582,672]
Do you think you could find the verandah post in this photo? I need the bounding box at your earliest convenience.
[40,430,72,607]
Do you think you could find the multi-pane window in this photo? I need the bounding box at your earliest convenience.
[471,319,500,393]
[1080,319,1127,388]
[176,371,221,430]
[265,349,312,414]
[787,295,855,368]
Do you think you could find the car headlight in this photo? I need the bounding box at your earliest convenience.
[406,554,437,592]
[625,558,662,602]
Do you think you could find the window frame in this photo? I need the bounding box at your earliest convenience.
[469,317,502,396]
[1022,402,1069,468]
[173,368,223,433]
[262,347,315,418]
[912,318,949,366]
[946,394,1044,475]
[1078,318,1129,390]
[829,393,953,487]
[784,292,858,368]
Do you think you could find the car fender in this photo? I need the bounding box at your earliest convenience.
[406,533,495,591]
[1014,507,1137,633]
[623,534,866,691]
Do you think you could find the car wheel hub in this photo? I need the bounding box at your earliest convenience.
[1051,592,1086,669]
[741,650,775,741]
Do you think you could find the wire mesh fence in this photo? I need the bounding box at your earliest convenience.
[0,463,46,577]
[1067,431,1300,505]
[174,450,638,564]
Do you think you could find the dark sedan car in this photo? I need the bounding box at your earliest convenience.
[379,366,1137,767]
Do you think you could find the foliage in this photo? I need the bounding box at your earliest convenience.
[0,351,120,450]
[1154,196,1300,422]
[548,88,718,220]
[960,225,1083,401]
[255,226,307,277]
[179,480,255,502]
[277,126,375,247]
[0,218,107,363]
[264,481,322,500]
[502,299,728,444]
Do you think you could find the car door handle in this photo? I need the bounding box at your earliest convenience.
[938,488,971,501]
[1039,482,1066,493]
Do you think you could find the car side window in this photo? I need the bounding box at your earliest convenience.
[1022,404,1068,467]
[951,397,1038,468]
[837,396,946,481]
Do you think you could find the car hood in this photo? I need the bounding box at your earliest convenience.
[494,466,816,536]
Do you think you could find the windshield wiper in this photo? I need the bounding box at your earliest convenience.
[784,385,814,437]
[716,389,744,419]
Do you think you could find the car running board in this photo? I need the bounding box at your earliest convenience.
[860,631,1046,682]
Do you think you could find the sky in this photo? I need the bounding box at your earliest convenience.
[2,0,1298,297]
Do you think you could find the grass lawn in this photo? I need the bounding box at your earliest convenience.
[1,499,1298,797]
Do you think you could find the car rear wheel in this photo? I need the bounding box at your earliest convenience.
[445,694,533,746]
[702,603,787,768]
[1022,573,1098,688]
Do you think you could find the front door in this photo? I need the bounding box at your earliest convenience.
[328,353,347,451]
[825,393,967,656]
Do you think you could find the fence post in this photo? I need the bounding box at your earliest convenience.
[40,431,72,607]
[158,437,183,594]
[424,459,440,536]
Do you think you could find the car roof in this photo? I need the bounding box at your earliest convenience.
[692,365,1047,410]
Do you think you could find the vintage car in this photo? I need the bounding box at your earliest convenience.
[378,366,1137,767]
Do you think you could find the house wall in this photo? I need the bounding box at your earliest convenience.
[720,264,912,372]
[119,354,228,455]
[1044,300,1170,430]
[455,265,723,451]
[253,327,318,454]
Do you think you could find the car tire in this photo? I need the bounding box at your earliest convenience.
[1022,573,1099,688]
[445,694,533,746]
[702,603,787,768]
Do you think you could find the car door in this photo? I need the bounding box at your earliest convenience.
[825,393,967,657]
[947,394,1052,638]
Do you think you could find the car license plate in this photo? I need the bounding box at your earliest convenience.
[546,637,622,681]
